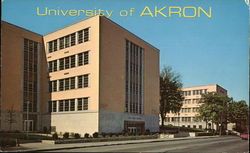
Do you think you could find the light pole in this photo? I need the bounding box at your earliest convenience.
[26,101,29,139]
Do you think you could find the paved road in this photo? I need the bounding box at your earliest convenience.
[48,136,249,152]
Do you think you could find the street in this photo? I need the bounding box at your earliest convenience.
[48,136,249,152]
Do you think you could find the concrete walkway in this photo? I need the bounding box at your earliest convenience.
[6,136,219,152]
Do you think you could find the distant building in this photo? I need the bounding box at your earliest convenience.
[164,84,227,130]
[0,15,160,135]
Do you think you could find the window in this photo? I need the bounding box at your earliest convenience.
[59,79,64,91]
[193,125,196,129]
[71,33,76,46]
[49,61,53,72]
[84,28,89,42]
[77,98,82,111]
[59,37,64,49]
[59,58,64,70]
[199,125,202,129]
[65,78,69,90]
[48,101,52,112]
[53,60,57,72]
[70,55,75,68]
[70,99,75,111]
[53,40,58,51]
[78,30,83,44]
[65,57,70,69]
[59,100,64,112]
[65,35,70,48]
[70,77,75,89]
[125,40,144,114]
[48,41,53,53]
[78,53,83,66]
[52,101,57,112]
[83,74,89,87]
[64,100,69,111]
[52,80,57,92]
[83,98,88,110]
[78,76,83,88]
[84,52,89,65]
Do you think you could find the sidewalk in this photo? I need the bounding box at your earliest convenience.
[6,136,219,152]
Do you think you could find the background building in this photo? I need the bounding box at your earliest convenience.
[164,84,227,130]
[42,15,160,135]
[0,21,49,132]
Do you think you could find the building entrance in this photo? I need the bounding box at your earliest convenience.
[124,121,145,133]
[24,120,33,132]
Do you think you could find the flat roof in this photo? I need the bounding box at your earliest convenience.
[44,15,159,51]
[1,21,42,36]
[182,84,227,91]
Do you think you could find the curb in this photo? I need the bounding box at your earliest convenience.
[17,136,219,152]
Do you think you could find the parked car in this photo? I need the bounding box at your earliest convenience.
[240,133,249,140]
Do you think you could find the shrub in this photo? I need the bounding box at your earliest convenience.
[84,133,89,138]
[145,129,150,135]
[63,132,69,139]
[74,133,81,139]
[14,130,21,133]
[0,138,17,147]
[101,132,106,137]
[52,133,58,139]
[109,133,114,137]
[93,132,99,138]
[197,132,213,136]
[43,127,48,134]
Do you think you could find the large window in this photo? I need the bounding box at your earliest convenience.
[23,38,39,113]
[125,40,144,114]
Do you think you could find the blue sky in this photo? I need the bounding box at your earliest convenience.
[2,0,249,103]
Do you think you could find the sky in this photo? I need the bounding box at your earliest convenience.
[2,0,249,103]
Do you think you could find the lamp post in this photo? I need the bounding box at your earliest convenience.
[178,113,180,133]
[26,101,29,139]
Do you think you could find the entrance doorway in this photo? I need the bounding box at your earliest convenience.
[124,121,145,133]
[24,120,33,132]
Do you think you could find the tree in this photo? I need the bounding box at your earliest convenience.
[160,66,184,127]
[228,100,249,132]
[197,92,232,135]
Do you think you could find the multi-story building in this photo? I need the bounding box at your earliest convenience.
[164,84,227,130]
[0,21,49,131]
[1,15,160,135]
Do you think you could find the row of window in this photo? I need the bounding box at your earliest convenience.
[49,74,89,92]
[48,28,89,53]
[166,117,195,122]
[182,125,203,129]
[182,89,208,96]
[181,107,199,113]
[48,97,89,112]
[183,98,201,104]
[48,51,89,72]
